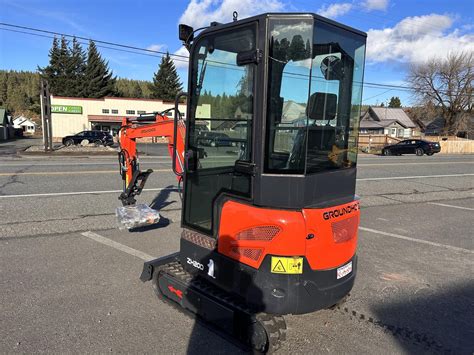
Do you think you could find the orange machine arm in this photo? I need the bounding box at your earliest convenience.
[117,112,186,205]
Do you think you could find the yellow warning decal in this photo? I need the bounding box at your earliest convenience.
[271,257,303,274]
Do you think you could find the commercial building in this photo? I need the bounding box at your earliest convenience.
[50,96,210,139]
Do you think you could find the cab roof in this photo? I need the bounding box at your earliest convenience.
[199,12,367,38]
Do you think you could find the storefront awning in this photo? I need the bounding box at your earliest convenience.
[88,115,136,123]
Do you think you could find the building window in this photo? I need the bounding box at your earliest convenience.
[126,110,136,115]
[111,109,118,114]
[137,110,146,114]
[102,109,110,114]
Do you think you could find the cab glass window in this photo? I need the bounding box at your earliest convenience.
[265,18,366,174]
[189,26,255,169]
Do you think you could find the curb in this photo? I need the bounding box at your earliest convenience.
[18,151,118,156]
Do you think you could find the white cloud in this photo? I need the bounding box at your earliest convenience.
[173,46,190,69]
[179,0,285,29]
[317,3,352,19]
[146,44,167,52]
[366,14,474,63]
[363,0,389,11]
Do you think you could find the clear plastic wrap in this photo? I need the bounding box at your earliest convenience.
[116,204,160,229]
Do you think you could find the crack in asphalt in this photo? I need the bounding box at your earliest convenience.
[333,304,456,354]
[0,212,116,226]
[0,227,114,241]
[366,185,472,198]
[0,166,31,195]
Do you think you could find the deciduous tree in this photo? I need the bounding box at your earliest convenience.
[407,52,473,135]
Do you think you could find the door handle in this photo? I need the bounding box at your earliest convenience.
[185,149,198,172]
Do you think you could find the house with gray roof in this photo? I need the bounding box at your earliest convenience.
[0,108,15,141]
[360,106,420,138]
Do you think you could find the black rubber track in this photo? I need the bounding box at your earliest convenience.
[151,261,286,353]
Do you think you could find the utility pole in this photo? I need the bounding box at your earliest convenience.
[40,79,53,152]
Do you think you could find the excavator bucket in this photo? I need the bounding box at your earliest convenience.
[116,203,160,229]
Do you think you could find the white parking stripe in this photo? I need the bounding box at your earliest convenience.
[358,161,474,167]
[359,226,473,254]
[0,187,178,199]
[0,162,169,167]
[358,173,474,181]
[0,172,472,198]
[428,202,474,211]
[81,231,154,261]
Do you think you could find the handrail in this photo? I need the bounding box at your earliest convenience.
[173,92,187,177]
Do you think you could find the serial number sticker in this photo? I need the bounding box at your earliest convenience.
[271,257,303,274]
[337,261,353,279]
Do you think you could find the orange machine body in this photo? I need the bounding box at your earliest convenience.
[218,199,360,271]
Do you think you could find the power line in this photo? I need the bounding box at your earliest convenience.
[0,27,190,65]
[362,89,394,102]
[0,22,189,60]
[1,22,472,98]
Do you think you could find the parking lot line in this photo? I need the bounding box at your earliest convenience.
[427,202,474,211]
[358,173,474,181]
[0,187,178,199]
[0,169,171,176]
[358,161,474,167]
[359,226,473,254]
[81,231,154,261]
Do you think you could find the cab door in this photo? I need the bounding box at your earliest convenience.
[182,24,257,236]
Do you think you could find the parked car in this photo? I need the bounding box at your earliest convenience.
[62,130,113,147]
[198,131,235,147]
[382,139,441,156]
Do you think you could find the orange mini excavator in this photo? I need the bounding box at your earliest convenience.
[117,13,366,352]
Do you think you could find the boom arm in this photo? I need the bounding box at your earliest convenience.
[118,111,186,205]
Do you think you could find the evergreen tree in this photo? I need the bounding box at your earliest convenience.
[83,40,116,98]
[38,37,62,95]
[131,81,143,97]
[0,71,7,106]
[149,53,182,100]
[388,96,402,108]
[56,36,71,95]
[289,35,306,61]
[66,37,87,96]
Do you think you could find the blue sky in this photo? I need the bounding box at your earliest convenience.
[1,0,473,106]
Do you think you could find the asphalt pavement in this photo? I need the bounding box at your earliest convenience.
[0,140,473,354]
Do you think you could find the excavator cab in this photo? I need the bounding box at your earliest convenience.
[139,13,366,352]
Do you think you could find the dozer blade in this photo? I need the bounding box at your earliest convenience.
[147,259,286,353]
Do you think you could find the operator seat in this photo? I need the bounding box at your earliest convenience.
[288,93,338,170]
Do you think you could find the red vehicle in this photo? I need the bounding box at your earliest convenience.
[117,13,366,352]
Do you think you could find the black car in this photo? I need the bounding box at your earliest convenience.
[62,130,114,147]
[197,132,236,147]
[382,139,441,156]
